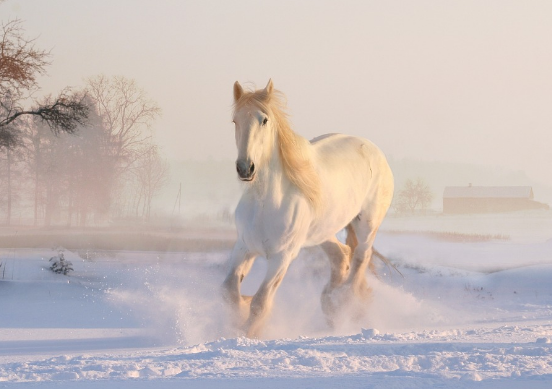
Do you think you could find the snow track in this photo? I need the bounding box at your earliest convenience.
[2,324,552,385]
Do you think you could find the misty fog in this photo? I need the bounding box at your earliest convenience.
[0,0,549,265]
[2,3,552,386]
[1,0,550,234]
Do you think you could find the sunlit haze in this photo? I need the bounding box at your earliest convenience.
[4,0,552,186]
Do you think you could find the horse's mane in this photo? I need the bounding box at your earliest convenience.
[234,87,321,210]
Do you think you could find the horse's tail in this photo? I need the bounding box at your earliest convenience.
[345,224,403,278]
[372,247,404,278]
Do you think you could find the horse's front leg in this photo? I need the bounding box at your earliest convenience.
[245,251,293,338]
[222,241,256,327]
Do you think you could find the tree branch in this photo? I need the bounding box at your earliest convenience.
[0,90,90,144]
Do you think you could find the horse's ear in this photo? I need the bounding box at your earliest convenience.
[234,81,244,102]
[264,79,274,95]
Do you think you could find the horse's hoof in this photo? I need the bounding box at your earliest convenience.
[321,282,372,327]
[321,284,350,324]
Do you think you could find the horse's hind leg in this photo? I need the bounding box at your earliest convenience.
[320,236,351,325]
[347,220,377,301]
[345,223,378,272]
[347,203,390,301]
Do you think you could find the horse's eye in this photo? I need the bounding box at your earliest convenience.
[262,117,268,126]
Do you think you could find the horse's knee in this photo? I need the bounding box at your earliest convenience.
[351,243,374,268]
[322,240,351,288]
[222,272,234,290]
[340,243,352,259]
[221,272,242,305]
[221,287,236,309]
[353,241,372,257]
[221,275,252,329]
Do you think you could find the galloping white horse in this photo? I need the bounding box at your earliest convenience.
[222,80,394,338]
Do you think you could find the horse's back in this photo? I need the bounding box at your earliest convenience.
[305,133,394,245]
[310,133,391,180]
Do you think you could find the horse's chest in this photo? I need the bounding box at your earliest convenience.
[235,198,308,256]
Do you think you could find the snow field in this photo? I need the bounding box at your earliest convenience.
[1,218,552,388]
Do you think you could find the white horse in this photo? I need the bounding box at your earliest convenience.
[222,80,394,338]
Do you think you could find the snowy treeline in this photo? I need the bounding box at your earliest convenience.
[0,77,169,227]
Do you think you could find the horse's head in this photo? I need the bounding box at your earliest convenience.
[232,79,276,182]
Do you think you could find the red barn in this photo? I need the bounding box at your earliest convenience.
[443,185,548,214]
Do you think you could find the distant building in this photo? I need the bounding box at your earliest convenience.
[443,185,549,214]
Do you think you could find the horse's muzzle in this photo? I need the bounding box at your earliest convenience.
[236,159,255,181]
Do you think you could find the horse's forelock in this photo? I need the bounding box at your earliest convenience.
[233,87,274,114]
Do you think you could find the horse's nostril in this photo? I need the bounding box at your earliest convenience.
[236,160,255,179]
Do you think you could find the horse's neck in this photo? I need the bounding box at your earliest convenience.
[247,131,295,208]
[247,124,316,212]
[249,146,283,201]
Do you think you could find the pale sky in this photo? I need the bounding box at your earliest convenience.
[3,0,552,185]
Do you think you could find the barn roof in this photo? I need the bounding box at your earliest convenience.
[443,186,534,199]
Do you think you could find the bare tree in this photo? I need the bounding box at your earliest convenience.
[16,99,111,227]
[0,19,48,100]
[394,178,433,215]
[1,89,89,136]
[0,19,89,146]
[65,102,114,226]
[0,139,23,225]
[85,75,161,175]
[133,145,170,221]
[20,116,45,225]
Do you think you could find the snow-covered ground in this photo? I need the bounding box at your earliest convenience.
[1,212,552,388]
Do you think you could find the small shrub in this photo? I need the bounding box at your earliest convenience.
[393,178,434,215]
[49,252,74,275]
